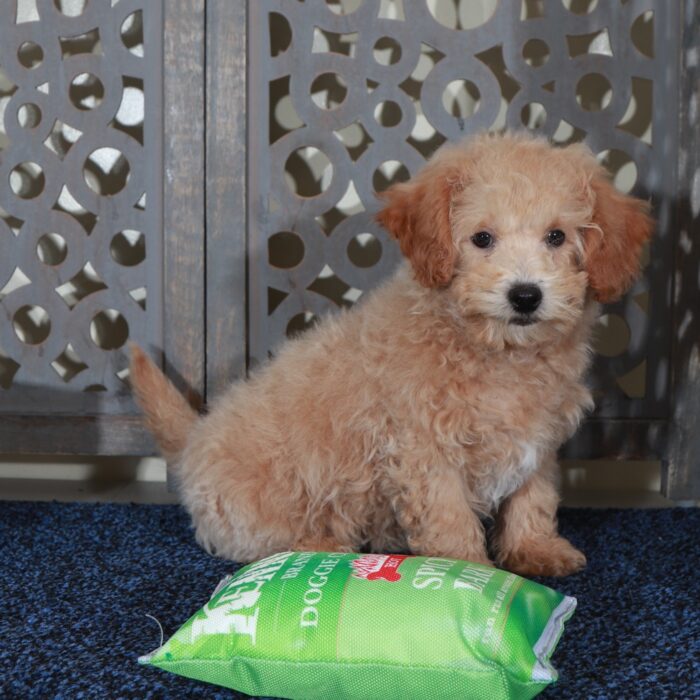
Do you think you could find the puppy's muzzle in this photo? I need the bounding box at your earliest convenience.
[508,284,542,324]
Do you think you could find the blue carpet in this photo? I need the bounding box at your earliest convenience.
[0,502,698,699]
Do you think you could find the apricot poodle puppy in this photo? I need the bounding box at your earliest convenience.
[131,132,653,577]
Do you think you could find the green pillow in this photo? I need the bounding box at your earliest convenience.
[140,551,575,699]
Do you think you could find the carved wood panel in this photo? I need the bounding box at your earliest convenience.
[0,0,162,419]
[248,0,678,424]
[0,0,207,454]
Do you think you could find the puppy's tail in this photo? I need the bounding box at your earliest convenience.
[129,344,198,461]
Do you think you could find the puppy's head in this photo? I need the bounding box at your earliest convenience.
[377,132,654,346]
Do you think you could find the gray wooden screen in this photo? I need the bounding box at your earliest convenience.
[248,0,674,421]
[0,1,204,453]
[1,0,698,499]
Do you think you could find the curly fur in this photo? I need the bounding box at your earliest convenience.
[130,132,653,577]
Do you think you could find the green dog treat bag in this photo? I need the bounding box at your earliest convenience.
[139,551,575,699]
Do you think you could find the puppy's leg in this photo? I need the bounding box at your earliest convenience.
[292,535,353,552]
[494,453,585,577]
[291,502,363,553]
[391,461,491,565]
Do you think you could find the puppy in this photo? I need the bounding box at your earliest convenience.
[130,132,653,576]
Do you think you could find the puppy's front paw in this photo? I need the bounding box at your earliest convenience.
[500,536,586,577]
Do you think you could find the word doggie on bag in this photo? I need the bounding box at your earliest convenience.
[139,551,576,699]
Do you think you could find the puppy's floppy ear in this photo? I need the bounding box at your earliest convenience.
[376,162,460,288]
[584,175,654,303]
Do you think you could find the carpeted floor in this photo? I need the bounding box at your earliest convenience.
[0,502,698,699]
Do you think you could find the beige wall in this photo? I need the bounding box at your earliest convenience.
[0,456,674,507]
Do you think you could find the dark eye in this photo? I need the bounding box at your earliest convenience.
[471,231,494,249]
[546,229,566,247]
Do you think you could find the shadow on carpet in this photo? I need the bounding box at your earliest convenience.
[0,502,698,699]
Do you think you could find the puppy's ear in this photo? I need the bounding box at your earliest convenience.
[584,176,654,303]
[376,164,459,288]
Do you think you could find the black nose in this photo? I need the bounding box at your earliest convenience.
[508,284,542,314]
